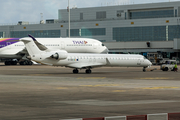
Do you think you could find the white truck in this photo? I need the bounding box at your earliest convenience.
[160,60,177,71]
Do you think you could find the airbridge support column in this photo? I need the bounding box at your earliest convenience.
[174,38,180,50]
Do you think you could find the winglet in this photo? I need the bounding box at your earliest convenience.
[28,34,37,41]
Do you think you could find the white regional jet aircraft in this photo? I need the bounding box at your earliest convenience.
[20,37,152,74]
[0,35,108,65]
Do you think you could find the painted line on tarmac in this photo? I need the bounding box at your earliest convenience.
[80,84,123,87]
[25,74,53,76]
[113,86,180,92]
[55,100,177,106]
[142,86,179,90]
[140,77,172,80]
[113,90,127,92]
[77,77,106,79]
[56,87,68,90]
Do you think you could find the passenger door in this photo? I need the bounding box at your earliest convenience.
[137,59,141,65]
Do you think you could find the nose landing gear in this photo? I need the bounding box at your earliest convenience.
[143,67,147,72]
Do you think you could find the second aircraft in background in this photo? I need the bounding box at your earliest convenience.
[0,35,108,65]
[20,36,152,74]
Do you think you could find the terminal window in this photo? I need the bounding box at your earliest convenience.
[80,13,83,20]
[168,25,180,40]
[10,30,61,38]
[113,25,180,42]
[129,9,174,19]
[113,26,166,42]
[67,28,106,37]
[0,32,3,37]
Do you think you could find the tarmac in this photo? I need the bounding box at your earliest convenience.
[0,64,180,120]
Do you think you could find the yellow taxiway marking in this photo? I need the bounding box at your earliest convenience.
[142,86,179,90]
[56,87,68,90]
[113,90,127,92]
[112,86,179,92]
[80,84,122,87]
[140,77,171,80]
[77,77,106,79]
[26,74,53,76]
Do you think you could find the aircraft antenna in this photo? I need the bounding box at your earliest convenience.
[68,0,71,38]
[40,13,44,24]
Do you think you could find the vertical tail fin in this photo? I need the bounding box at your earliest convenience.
[20,37,42,56]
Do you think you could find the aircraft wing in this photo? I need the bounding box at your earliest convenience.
[66,62,105,69]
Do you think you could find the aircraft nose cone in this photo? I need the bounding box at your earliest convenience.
[148,60,152,66]
[106,48,109,53]
[102,47,109,53]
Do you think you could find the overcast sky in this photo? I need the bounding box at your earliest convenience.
[0,0,179,24]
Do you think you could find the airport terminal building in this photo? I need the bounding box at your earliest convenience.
[1,1,180,59]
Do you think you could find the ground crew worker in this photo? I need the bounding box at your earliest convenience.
[174,64,178,72]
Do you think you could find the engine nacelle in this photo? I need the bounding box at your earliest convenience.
[51,50,68,60]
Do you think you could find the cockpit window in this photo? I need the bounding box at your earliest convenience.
[102,44,105,46]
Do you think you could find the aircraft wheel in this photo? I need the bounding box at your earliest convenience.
[73,69,79,74]
[11,61,17,65]
[164,67,168,71]
[5,61,11,65]
[29,61,33,65]
[143,67,146,72]
[27,61,33,65]
[19,61,25,65]
[86,69,92,74]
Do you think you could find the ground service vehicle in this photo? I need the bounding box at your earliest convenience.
[160,60,177,71]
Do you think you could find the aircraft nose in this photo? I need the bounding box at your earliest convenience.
[105,47,109,53]
[102,47,109,53]
[148,60,152,66]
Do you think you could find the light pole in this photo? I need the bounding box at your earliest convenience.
[68,0,70,38]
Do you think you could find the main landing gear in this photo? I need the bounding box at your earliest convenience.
[4,60,17,65]
[4,60,33,66]
[85,69,91,74]
[19,60,33,65]
[73,68,92,74]
[73,69,79,74]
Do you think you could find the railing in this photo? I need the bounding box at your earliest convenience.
[60,112,180,120]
